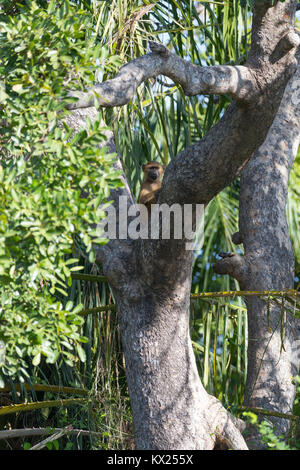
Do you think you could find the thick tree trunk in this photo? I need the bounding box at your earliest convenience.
[106,245,247,449]
[64,111,247,448]
[214,48,300,447]
[239,59,300,444]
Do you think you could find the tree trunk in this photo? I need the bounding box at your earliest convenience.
[214,48,300,447]
[239,60,300,444]
[104,240,247,450]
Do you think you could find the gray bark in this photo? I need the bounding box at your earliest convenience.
[215,47,300,447]
[65,0,299,450]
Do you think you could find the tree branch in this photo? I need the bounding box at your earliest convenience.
[0,427,103,440]
[134,0,298,287]
[66,42,256,110]
[67,4,298,213]
[213,252,249,289]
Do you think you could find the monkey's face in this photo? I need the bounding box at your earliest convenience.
[142,162,165,182]
[147,166,160,181]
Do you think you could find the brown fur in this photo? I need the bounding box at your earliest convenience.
[138,162,165,211]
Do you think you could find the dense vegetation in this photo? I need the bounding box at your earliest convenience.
[0,0,299,450]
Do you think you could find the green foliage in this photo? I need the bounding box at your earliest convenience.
[191,298,247,405]
[243,404,300,451]
[46,439,59,450]
[258,421,293,450]
[0,0,122,380]
[292,376,300,415]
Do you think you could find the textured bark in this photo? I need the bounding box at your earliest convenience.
[215,48,300,447]
[102,245,248,450]
[65,0,299,450]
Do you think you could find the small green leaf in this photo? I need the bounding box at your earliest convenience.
[76,344,86,362]
[32,353,41,366]
[88,250,96,263]
[65,301,73,311]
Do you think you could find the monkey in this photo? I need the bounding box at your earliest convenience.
[138,161,165,212]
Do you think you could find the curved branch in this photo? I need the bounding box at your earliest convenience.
[66,42,256,110]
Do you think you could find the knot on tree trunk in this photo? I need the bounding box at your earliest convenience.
[281,30,300,51]
[149,41,170,56]
[213,252,248,288]
[232,231,243,245]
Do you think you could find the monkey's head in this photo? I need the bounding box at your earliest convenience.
[142,161,165,182]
